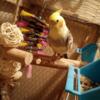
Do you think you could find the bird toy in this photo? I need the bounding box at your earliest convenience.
[0,22,33,100]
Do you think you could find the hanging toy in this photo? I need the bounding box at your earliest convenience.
[0,22,33,99]
[0,22,24,47]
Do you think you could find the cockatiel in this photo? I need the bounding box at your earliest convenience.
[48,9,73,58]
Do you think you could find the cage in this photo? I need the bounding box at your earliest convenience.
[0,0,100,100]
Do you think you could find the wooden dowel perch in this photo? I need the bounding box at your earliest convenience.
[32,53,86,69]
[3,48,33,66]
[33,58,83,70]
[54,58,83,67]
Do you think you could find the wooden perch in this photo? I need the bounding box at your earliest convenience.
[6,48,33,65]
[54,58,83,67]
[1,47,33,66]
[32,53,86,70]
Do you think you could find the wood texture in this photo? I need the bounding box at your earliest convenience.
[1,47,33,65]
[28,0,100,25]
[10,65,67,100]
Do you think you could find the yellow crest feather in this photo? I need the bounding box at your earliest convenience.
[49,9,63,21]
[56,9,62,14]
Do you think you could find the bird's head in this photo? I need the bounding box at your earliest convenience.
[49,9,65,28]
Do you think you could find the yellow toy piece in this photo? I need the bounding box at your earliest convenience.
[20,10,33,17]
[37,43,43,49]
[19,41,28,47]
[20,28,30,33]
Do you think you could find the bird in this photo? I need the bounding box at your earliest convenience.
[48,9,73,59]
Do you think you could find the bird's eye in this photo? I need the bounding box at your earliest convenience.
[56,20,59,22]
